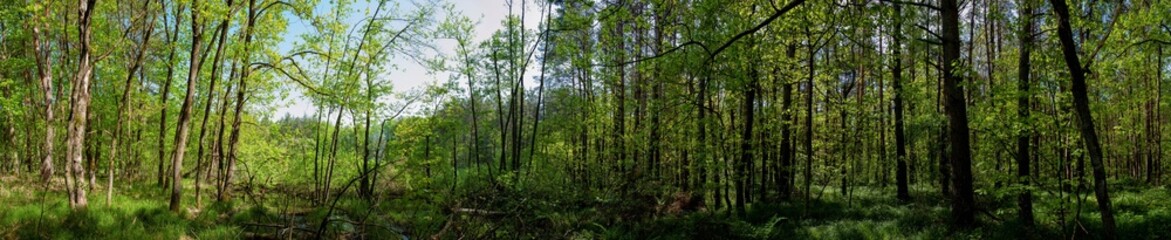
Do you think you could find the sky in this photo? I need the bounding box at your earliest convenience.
[272,0,547,118]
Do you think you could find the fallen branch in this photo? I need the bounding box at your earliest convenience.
[453,208,505,216]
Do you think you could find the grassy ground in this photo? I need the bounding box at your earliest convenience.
[0,177,241,239]
[3,175,1169,239]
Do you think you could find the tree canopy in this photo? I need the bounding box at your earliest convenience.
[2,0,1171,239]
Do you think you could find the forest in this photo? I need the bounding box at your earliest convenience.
[1,0,1170,239]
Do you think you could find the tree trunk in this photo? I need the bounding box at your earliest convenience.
[529,5,553,169]
[193,0,235,207]
[221,0,258,202]
[170,0,206,212]
[31,3,56,183]
[779,66,794,199]
[803,25,817,208]
[892,4,910,202]
[1049,0,1117,237]
[110,0,156,205]
[941,0,976,227]
[736,66,757,216]
[159,2,185,189]
[66,0,98,209]
[1015,0,1035,227]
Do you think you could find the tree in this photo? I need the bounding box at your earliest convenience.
[65,0,98,209]
[193,0,237,207]
[158,1,185,189]
[109,0,156,205]
[29,0,56,183]
[169,0,207,212]
[940,0,977,227]
[892,3,910,202]
[1049,0,1117,237]
[1015,0,1036,227]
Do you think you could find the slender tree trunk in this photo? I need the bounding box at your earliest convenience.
[529,5,553,167]
[803,27,816,208]
[159,2,185,188]
[211,65,235,200]
[511,0,527,173]
[221,0,258,202]
[310,105,329,202]
[491,50,506,173]
[170,0,206,212]
[109,0,156,205]
[31,4,56,183]
[193,4,234,207]
[457,39,482,176]
[892,4,910,202]
[1016,0,1036,227]
[320,105,344,203]
[360,91,373,198]
[933,50,951,196]
[1050,0,1116,237]
[779,65,794,199]
[1157,46,1164,185]
[736,66,758,216]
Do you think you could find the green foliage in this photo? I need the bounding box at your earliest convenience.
[2,0,1171,239]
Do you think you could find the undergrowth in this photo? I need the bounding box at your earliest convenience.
[4,174,1170,239]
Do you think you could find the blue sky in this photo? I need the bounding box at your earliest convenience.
[272,0,546,118]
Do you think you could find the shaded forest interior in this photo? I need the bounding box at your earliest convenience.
[2,0,1171,239]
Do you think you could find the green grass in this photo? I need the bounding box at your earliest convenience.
[0,179,242,240]
[5,173,1171,239]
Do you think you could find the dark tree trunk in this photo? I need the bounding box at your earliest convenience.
[736,66,758,216]
[1015,1,1036,227]
[892,4,910,202]
[803,35,816,208]
[941,0,976,227]
[1049,0,1117,237]
[778,66,794,199]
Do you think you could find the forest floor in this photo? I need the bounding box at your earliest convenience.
[2,175,1170,239]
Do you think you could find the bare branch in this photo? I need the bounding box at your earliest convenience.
[880,0,941,11]
[916,38,943,46]
[915,24,942,40]
[708,0,805,60]
[250,62,334,97]
[595,0,804,68]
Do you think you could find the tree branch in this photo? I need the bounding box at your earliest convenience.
[250,62,334,97]
[593,40,710,67]
[915,23,942,40]
[595,0,805,67]
[880,0,941,11]
[916,38,943,46]
[708,0,805,60]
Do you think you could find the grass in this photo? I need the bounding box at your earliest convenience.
[4,173,1171,239]
[0,177,242,239]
